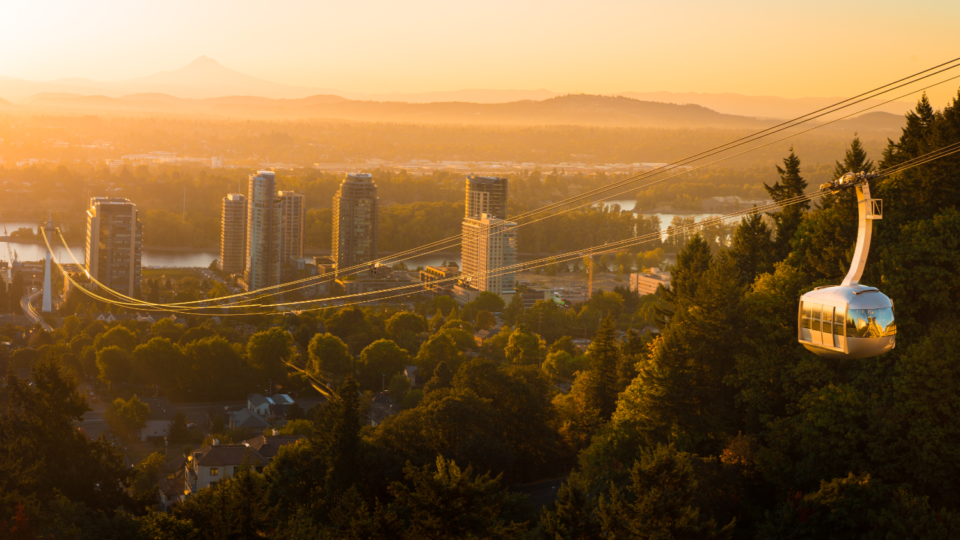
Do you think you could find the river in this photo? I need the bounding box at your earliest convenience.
[2,209,714,270]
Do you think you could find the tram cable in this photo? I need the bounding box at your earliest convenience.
[70,66,960,311]
[45,140,953,318]
[46,139,960,317]
[45,103,960,314]
[49,59,960,309]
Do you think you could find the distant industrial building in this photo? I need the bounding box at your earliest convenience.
[336,266,412,296]
[243,171,281,291]
[85,197,142,298]
[220,193,246,275]
[332,173,378,275]
[419,264,460,294]
[630,270,671,296]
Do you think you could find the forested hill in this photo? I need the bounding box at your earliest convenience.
[21,92,771,128]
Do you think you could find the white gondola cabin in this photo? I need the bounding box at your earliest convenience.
[798,173,895,359]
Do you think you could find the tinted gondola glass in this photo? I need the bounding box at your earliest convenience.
[846,308,896,338]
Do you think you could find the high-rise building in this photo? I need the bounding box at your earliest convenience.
[461,214,517,295]
[277,191,305,264]
[220,193,246,275]
[85,197,143,298]
[465,175,508,220]
[244,171,281,291]
[460,174,516,296]
[332,173,378,274]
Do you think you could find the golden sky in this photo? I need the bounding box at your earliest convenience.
[3,0,959,103]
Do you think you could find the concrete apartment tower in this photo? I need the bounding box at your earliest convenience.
[465,175,508,220]
[85,197,143,298]
[461,176,516,295]
[332,173,378,275]
[220,193,247,275]
[243,171,281,291]
[277,191,305,264]
[41,217,54,312]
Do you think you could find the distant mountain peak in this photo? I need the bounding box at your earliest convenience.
[184,55,221,69]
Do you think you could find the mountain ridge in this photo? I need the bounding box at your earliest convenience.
[0,56,919,119]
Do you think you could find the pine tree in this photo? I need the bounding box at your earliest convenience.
[764,149,809,261]
[787,136,876,282]
[321,376,362,501]
[728,212,775,285]
[428,309,445,333]
[616,329,644,393]
[598,445,731,539]
[585,316,620,419]
[656,235,712,327]
[539,479,601,539]
[832,134,875,179]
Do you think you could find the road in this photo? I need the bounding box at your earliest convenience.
[21,289,53,332]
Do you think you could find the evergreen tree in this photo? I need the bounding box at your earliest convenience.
[788,136,876,282]
[615,329,644,393]
[728,212,775,285]
[613,251,745,454]
[386,456,527,539]
[539,479,600,540]
[585,316,620,419]
[428,309,445,333]
[764,149,809,261]
[598,445,732,540]
[832,134,875,180]
[321,376,362,501]
[656,235,712,327]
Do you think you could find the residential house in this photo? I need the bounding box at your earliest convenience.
[404,365,419,386]
[229,408,270,434]
[270,394,296,416]
[572,338,592,353]
[157,456,187,512]
[186,442,269,493]
[247,393,296,417]
[473,329,491,346]
[139,396,176,442]
[242,433,304,460]
[247,394,275,416]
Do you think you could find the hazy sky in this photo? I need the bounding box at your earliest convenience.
[3,0,959,102]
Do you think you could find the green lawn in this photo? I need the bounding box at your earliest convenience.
[142,268,202,281]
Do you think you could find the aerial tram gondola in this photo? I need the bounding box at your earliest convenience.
[798,172,896,359]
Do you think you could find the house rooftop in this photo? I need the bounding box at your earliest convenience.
[247,394,275,408]
[243,433,304,459]
[193,444,269,467]
[230,408,270,429]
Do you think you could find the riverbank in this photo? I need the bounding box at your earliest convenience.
[141,244,217,253]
